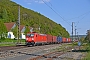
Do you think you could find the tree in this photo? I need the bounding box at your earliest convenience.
[24,25,30,35]
[80,37,85,43]
[0,0,70,38]
[85,30,90,43]
[2,8,9,22]
[0,20,7,39]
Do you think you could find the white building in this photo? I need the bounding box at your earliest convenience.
[7,32,15,39]
[4,22,26,39]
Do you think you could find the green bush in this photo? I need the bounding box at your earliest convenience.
[1,37,5,40]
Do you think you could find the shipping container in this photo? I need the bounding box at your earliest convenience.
[62,37,67,43]
[46,34,53,43]
[68,38,71,42]
[57,36,62,43]
[66,38,68,43]
[52,36,57,43]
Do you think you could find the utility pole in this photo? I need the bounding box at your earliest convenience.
[77,32,79,41]
[17,5,20,44]
[75,26,77,41]
[72,22,74,42]
[87,30,90,42]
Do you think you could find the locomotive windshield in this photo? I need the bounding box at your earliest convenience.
[27,34,34,37]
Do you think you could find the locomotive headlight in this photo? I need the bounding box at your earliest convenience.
[26,38,28,40]
[32,38,34,40]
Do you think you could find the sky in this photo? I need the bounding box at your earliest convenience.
[11,0,90,35]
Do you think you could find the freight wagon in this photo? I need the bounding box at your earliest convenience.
[46,34,53,44]
[26,32,71,46]
[52,36,57,44]
[57,36,62,43]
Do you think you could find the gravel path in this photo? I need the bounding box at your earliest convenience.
[0,44,61,60]
[0,44,86,60]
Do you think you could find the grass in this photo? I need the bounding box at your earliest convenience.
[0,38,26,46]
[51,43,73,52]
[51,42,90,60]
[0,43,16,46]
[82,44,90,60]
[83,52,90,60]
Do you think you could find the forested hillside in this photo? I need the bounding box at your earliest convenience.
[0,0,70,37]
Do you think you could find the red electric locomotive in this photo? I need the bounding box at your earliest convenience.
[26,32,47,46]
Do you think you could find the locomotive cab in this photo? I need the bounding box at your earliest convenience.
[26,33,35,46]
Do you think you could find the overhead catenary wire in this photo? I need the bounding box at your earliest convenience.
[76,11,90,27]
[68,11,90,21]
[41,0,71,26]
[41,0,90,35]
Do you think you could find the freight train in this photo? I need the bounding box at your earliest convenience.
[26,32,71,46]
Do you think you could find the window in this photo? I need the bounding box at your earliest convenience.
[27,34,34,37]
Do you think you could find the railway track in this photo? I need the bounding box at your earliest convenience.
[29,46,84,60]
[0,45,27,59]
[30,51,65,60]
[29,46,73,60]
[0,45,26,52]
[0,44,62,59]
[0,44,84,60]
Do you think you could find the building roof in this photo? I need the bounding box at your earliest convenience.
[20,25,25,32]
[4,22,15,31]
[4,22,26,32]
[20,25,24,31]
